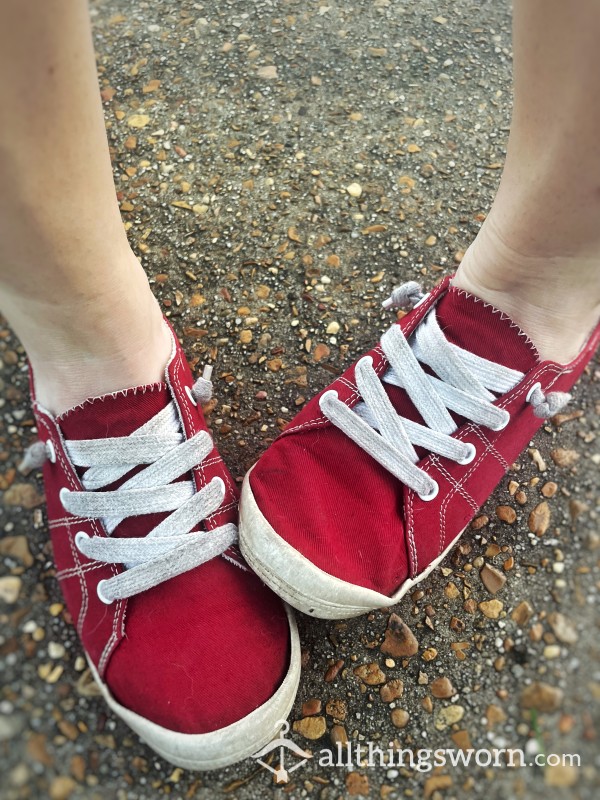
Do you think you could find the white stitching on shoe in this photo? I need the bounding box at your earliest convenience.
[56,561,106,580]
[66,518,89,636]
[321,281,575,501]
[57,386,237,603]
[279,283,599,579]
[321,299,521,496]
[430,450,482,557]
[48,516,95,528]
[35,415,119,638]
[168,347,237,528]
[405,487,418,575]
[55,381,166,423]
[99,600,121,674]
[466,425,511,472]
[405,356,588,575]
[450,287,540,359]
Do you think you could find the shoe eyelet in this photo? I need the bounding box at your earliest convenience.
[96,580,112,605]
[418,480,439,502]
[185,385,198,406]
[489,411,510,432]
[456,442,476,465]
[525,382,542,403]
[58,487,70,508]
[46,440,57,464]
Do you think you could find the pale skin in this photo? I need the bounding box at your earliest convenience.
[454,0,600,363]
[0,0,171,416]
[0,1,599,417]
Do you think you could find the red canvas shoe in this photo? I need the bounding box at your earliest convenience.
[24,321,300,769]
[239,275,600,619]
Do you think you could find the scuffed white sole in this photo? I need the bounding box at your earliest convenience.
[240,468,466,620]
[86,604,300,770]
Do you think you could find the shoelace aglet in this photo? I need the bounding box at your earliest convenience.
[531,388,572,419]
[19,440,48,474]
[382,281,424,311]
[191,364,214,404]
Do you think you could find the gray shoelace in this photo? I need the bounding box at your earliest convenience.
[320,283,571,501]
[27,374,237,603]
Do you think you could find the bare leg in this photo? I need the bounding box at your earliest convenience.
[0,1,171,416]
[454,0,600,364]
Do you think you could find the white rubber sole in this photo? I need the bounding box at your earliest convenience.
[239,468,466,620]
[86,604,300,770]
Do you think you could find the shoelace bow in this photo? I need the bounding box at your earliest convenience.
[320,282,571,501]
[23,368,237,603]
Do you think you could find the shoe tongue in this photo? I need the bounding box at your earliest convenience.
[433,285,540,373]
[57,382,170,441]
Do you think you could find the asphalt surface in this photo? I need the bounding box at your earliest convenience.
[1,0,599,798]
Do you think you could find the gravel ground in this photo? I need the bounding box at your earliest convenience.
[1,0,599,798]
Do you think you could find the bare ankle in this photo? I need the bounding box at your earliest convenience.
[2,268,173,416]
[30,310,172,416]
[454,218,600,364]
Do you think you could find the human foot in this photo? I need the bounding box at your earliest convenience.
[4,252,173,416]
[25,322,300,768]
[238,276,599,619]
[453,217,600,364]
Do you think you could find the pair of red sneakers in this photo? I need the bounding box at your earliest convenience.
[26,275,599,768]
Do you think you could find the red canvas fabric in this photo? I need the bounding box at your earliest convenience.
[249,276,600,595]
[32,324,290,734]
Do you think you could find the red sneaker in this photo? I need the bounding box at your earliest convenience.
[26,321,300,769]
[239,276,600,619]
